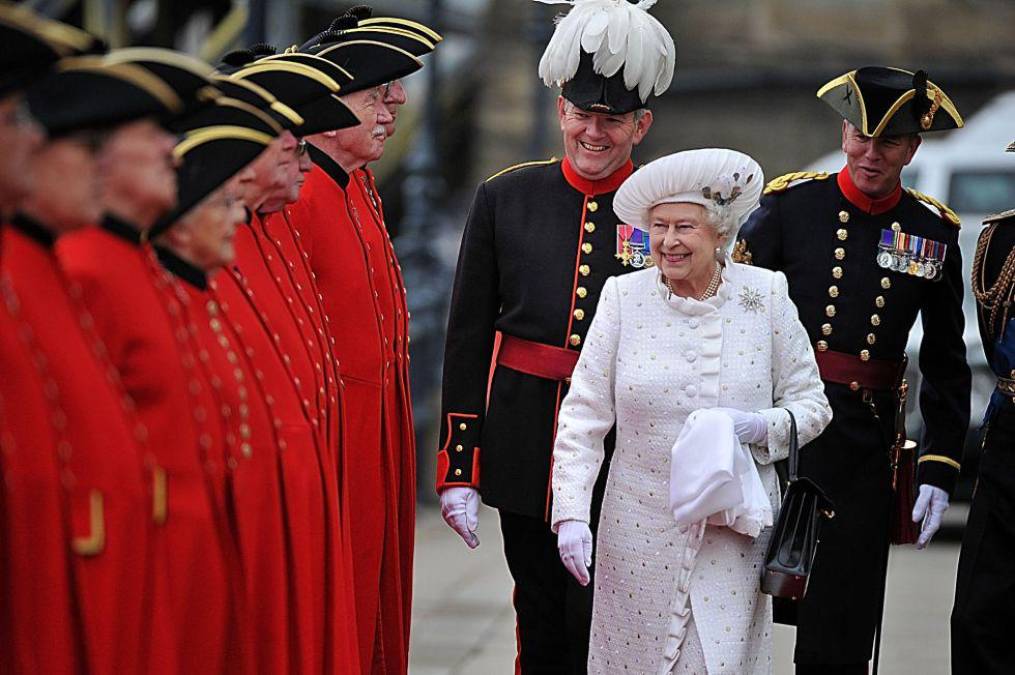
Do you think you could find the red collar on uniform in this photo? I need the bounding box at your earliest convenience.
[837,167,902,215]
[561,157,634,196]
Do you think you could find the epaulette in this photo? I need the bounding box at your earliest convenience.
[906,188,961,227]
[762,171,832,195]
[485,157,558,182]
[984,208,1015,225]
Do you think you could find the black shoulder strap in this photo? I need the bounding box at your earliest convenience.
[786,409,799,481]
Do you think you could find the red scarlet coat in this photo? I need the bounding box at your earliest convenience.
[0,217,150,674]
[0,289,81,674]
[156,247,293,674]
[56,219,234,674]
[285,147,415,674]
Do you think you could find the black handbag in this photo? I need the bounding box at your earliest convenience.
[761,410,834,603]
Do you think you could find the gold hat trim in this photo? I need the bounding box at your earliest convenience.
[209,97,283,134]
[817,71,868,135]
[359,16,443,43]
[231,60,342,93]
[260,52,353,83]
[103,47,215,77]
[872,82,962,137]
[0,6,96,54]
[174,124,273,158]
[337,26,435,51]
[314,39,423,69]
[57,56,183,112]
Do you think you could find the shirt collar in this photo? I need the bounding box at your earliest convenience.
[837,167,903,215]
[561,157,634,196]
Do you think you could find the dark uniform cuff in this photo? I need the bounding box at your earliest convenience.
[435,412,481,493]
[917,454,961,495]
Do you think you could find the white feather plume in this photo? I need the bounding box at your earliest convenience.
[536,0,676,102]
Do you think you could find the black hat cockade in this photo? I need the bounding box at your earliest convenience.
[0,4,105,97]
[150,122,277,238]
[298,8,424,95]
[817,66,963,137]
[538,0,675,116]
[26,57,184,137]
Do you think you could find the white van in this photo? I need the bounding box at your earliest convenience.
[806,91,1015,492]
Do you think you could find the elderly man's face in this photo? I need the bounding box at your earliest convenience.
[841,121,920,199]
[98,118,178,220]
[250,131,301,214]
[0,94,45,210]
[382,80,406,138]
[23,135,102,233]
[174,180,247,271]
[558,97,652,182]
[335,86,393,168]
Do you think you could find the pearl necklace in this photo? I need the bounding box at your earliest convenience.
[664,264,722,301]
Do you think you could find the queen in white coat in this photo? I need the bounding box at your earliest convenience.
[551,149,832,674]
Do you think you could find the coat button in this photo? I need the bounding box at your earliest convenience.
[582,243,593,254]
[875,295,886,308]
[574,309,585,321]
[870,314,881,327]
[860,350,871,361]
[816,340,829,352]
[837,229,848,241]
[455,444,463,452]
[688,318,699,329]
[832,266,843,279]
[821,323,833,336]
[576,286,588,298]
[569,334,582,346]
[685,351,697,363]
[685,385,697,398]
[867,333,876,345]
[828,286,839,298]
[584,221,595,233]
[579,265,590,276]
[891,222,902,232]
[881,277,892,289]
[838,211,850,223]
[588,201,599,212]
[825,305,836,317]
[834,247,846,260]
[454,469,462,477]
[459,422,467,431]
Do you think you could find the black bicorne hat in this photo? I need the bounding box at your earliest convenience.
[0,5,105,97]
[26,57,183,137]
[150,124,275,238]
[562,51,646,116]
[817,66,963,137]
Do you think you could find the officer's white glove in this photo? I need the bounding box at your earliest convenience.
[713,407,768,445]
[557,520,593,586]
[440,486,480,549]
[912,484,949,550]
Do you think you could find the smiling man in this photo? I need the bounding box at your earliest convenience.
[735,67,971,675]
[436,3,674,672]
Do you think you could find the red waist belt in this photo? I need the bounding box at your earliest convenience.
[815,349,902,391]
[497,334,580,382]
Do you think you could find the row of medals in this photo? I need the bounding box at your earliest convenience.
[876,246,942,280]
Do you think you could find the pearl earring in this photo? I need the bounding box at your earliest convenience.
[714,246,723,263]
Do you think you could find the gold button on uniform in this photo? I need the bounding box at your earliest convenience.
[587,201,598,212]
[584,222,595,233]
[455,444,463,452]
[826,305,837,317]
[569,334,582,346]
[837,229,848,241]
[581,243,593,254]
[871,314,881,326]
[849,381,860,391]
[834,247,846,260]
[459,422,467,431]
[828,285,839,298]
[454,469,462,477]
[832,266,843,279]
[574,309,585,321]
[821,323,833,336]
[579,264,590,276]
[867,333,877,345]
[881,277,892,289]
[816,340,829,352]
[875,295,885,308]
[576,286,588,298]
[839,211,850,223]
[860,350,871,362]
[891,222,902,232]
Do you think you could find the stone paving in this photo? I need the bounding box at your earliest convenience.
[411,504,963,674]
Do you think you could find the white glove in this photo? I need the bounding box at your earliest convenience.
[557,520,593,586]
[712,407,768,444]
[440,486,480,549]
[912,484,949,550]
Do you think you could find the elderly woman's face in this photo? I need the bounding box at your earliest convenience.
[649,202,725,291]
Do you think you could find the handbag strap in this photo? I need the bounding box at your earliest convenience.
[786,409,799,482]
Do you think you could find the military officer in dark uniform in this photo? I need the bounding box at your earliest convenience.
[436,2,675,672]
[951,139,1015,674]
[735,67,971,674]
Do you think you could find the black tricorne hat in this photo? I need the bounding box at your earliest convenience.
[301,7,438,59]
[229,57,358,134]
[358,15,443,47]
[102,48,221,125]
[817,66,963,137]
[150,124,275,238]
[0,4,105,97]
[210,76,304,130]
[26,57,184,137]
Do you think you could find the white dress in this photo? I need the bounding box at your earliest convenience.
[551,261,832,675]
